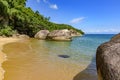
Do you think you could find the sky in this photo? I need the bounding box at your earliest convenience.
[26,0,120,34]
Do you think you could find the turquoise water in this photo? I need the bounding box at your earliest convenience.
[33,34,115,63]
[3,34,115,80]
[30,34,114,77]
[31,34,115,79]
[72,34,115,79]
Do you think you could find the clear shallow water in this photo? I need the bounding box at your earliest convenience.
[2,34,115,80]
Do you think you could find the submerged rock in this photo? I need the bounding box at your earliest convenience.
[47,29,72,41]
[34,30,50,40]
[96,33,120,80]
[58,55,70,58]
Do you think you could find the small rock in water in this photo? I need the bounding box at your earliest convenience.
[58,55,70,58]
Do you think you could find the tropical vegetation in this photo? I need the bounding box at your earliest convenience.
[0,0,84,37]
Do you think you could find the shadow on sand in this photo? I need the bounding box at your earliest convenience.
[73,57,98,80]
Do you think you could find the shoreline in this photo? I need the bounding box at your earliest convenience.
[0,36,93,80]
[0,37,88,80]
[0,37,23,80]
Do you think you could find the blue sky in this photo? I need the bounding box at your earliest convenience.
[26,0,120,34]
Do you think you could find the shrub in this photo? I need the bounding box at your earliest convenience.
[0,26,16,36]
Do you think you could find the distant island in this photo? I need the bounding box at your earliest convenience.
[0,0,84,38]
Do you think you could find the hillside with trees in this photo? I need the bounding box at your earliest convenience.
[0,0,84,37]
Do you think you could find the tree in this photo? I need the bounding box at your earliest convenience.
[0,0,84,37]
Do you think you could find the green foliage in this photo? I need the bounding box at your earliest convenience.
[0,26,16,36]
[0,0,84,37]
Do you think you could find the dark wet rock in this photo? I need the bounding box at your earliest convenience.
[34,30,50,40]
[58,55,70,58]
[96,33,120,80]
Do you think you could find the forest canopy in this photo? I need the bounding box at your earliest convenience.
[0,0,84,37]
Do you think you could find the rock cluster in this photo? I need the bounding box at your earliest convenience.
[34,29,82,41]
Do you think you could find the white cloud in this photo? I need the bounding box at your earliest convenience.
[37,0,40,3]
[36,0,58,10]
[50,4,58,10]
[70,17,85,24]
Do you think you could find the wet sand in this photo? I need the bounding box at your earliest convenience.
[2,39,88,80]
[0,38,21,80]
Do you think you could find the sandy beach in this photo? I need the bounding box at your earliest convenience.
[0,36,99,80]
[0,37,88,80]
[0,37,22,80]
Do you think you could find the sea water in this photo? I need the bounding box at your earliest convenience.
[2,34,115,80]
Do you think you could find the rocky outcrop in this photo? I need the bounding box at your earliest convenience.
[110,33,120,43]
[96,33,120,80]
[34,30,49,40]
[34,29,82,41]
[47,29,72,41]
[70,29,82,37]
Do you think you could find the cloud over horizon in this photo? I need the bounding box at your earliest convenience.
[86,29,120,33]
[70,17,85,24]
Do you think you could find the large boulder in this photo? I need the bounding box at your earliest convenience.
[47,29,72,41]
[110,33,120,43]
[96,33,120,80]
[70,29,82,37]
[34,30,49,40]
